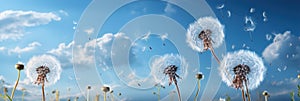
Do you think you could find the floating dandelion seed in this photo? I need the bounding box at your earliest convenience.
[35,65,50,101]
[11,63,24,100]
[186,16,224,64]
[244,16,256,41]
[101,86,110,101]
[262,91,269,101]
[194,73,203,101]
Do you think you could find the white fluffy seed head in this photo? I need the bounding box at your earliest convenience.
[186,16,224,52]
[219,50,266,90]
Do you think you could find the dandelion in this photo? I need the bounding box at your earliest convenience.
[34,65,50,101]
[186,16,224,64]
[220,50,266,101]
[87,86,91,101]
[298,74,300,79]
[164,65,182,101]
[11,63,24,100]
[194,73,204,101]
[101,86,110,101]
[150,54,187,101]
[262,91,269,101]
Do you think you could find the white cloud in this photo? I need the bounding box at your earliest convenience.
[9,42,41,56]
[262,31,300,68]
[0,10,61,41]
[48,33,128,69]
[0,46,5,51]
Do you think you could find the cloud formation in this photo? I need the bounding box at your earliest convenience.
[9,42,41,55]
[0,10,61,41]
[262,31,300,68]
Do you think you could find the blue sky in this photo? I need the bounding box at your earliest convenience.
[0,0,299,101]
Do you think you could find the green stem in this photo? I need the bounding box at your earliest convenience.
[194,79,201,101]
[11,70,21,99]
[104,92,107,101]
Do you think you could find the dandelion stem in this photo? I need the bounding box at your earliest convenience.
[264,95,268,101]
[42,83,45,101]
[244,80,251,101]
[11,70,21,99]
[210,47,221,64]
[194,79,201,101]
[175,83,181,101]
[241,89,246,101]
[104,92,107,101]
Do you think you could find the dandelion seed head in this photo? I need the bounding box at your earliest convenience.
[219,50,266,90]
[186,16,224,52]
[150,54,188,86]
[25,55,62,87]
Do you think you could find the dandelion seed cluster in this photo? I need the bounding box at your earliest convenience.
[150,54,188,86]
[186,16,224,52]
[26,55,62,86]
[219,50,266,90]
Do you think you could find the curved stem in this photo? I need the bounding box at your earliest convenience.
[175,83,181,101]
[194,79,201,101]
[209,47,221,64]
[11,70,21,99]
[42,83,45,101]
[264,96,268,101]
